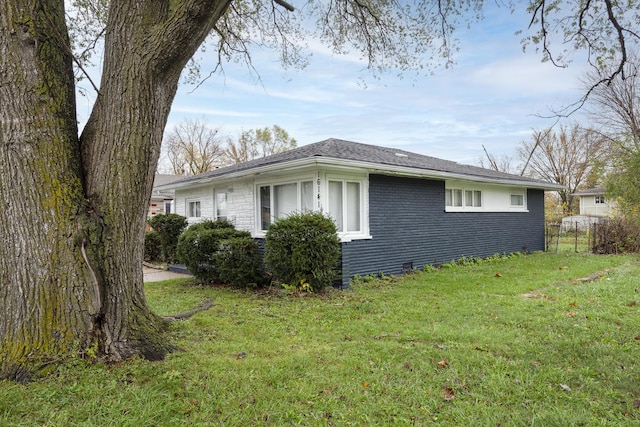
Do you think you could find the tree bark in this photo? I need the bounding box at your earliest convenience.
[0,0,231,381]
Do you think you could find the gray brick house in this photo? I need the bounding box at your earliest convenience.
[157,138,563,286]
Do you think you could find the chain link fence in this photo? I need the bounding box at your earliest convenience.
[546,221,595,254]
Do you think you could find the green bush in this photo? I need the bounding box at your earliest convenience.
[264,211,341,291]
[147,213,188,263]
[215,237,266,288]
[176,220,265,287]
[144,231,162,261]
[183,218,235,233]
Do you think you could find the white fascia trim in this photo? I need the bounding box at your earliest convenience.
[311,158,564,191]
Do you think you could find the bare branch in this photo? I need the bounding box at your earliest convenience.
[273,0,294,12]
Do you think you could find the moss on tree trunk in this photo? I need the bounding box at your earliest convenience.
[0,0,230,381]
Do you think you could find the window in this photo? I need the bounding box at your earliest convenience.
[164,200,172,214]
[259,180,313,231]
[595,195,606,204]
[215,192,227,220]
[187,200,201,218]
[510,194,525,207]
[328,180,361,232]
[301,181,314,212]
[260,186,271,230]
[465,190,482,207]
[446,188,481,208]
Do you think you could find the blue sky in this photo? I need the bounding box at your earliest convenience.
[76,3,590,167]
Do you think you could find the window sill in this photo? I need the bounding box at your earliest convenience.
[444,208,529,213]
[339,233,372,243]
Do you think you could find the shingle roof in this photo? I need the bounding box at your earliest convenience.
[571,187,606,196]
[158,138,560,189]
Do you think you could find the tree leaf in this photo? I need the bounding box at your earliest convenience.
[443,386,456,401]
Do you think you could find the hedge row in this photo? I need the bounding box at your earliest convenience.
[146,212,341,291]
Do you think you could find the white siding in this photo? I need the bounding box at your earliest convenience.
[175,186,214,224]
[579,195,611,217]
[175,180,256,230]
[225,180,254,233]
[445,181,529,212]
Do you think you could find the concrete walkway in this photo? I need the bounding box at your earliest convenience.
[143,266,192,282]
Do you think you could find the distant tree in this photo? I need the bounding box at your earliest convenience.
[226,125,296,164]
[518,124,609,215]
[164,119,226,175]
[479,145,517,174]
[585,59,640,216]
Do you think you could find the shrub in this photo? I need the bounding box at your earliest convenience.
[264,211,340,292]
[147,213,188,263]
[176,220,265,287]
[215,237,265,288]
[592,218,640,254]
[183,218,236,233]
[144,231,162,261]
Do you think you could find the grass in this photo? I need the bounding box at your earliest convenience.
[1,252,640,426]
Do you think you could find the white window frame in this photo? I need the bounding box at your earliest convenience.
[595,195,606,205]
[445,187,482,211]
[256,178,314,233]
[510,193,525,208]
[186,199,201,219]
[214,190,228,221]
[164,200,173,214]
[326,174,369,241]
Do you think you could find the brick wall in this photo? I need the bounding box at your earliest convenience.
[340,174,545,286]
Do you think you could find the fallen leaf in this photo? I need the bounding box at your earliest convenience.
[442,386,456,401]
[437,359,449,369]
[569,301,578,307]
[362,382,370,388]
[562,311,577,318]
[635,335,640,341]
[634,400,640,408]
[495,272,502,277]
[560,384,571,392]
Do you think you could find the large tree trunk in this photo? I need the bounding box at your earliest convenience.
[0,0,230,381]
[0,0,100,382]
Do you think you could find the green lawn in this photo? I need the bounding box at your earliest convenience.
[1,252,639,426]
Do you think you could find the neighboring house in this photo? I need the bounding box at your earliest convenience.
[148,174,183,218]
[157,138,563,286]
[562,187,612,231]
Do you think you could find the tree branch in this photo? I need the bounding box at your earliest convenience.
[273,0,294,12]
[162,297,216,321]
